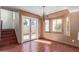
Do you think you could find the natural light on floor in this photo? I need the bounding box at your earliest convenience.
[35,39,52,44]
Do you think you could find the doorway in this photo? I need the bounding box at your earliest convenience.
[22,16,38,42]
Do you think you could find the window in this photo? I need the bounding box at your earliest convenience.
[45,20,49,32]
[52,19,62,32]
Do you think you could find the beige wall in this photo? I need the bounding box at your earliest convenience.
[42,10,79,47]
[38,17,42,38]
[69,11,79,47]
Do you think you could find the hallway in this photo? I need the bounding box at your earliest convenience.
[0,39,79,52]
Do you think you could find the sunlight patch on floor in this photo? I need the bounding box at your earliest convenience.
[35,40,52,44]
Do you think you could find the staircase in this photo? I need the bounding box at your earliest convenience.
[0,29,18,47]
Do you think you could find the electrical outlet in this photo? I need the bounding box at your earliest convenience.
[72,40,74,43]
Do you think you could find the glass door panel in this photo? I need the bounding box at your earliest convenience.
[31,19,37,40]
[22,16,30,42]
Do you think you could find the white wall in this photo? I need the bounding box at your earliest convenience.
[1,9,14,29]
[14,11,22,43]
[0,9,1,30]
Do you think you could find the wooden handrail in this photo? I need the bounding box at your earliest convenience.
[0,20,2,31]
[0,20,2,40]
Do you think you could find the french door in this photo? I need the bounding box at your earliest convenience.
[22,16,38,42]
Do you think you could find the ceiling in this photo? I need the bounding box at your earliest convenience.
[1,6,79,16]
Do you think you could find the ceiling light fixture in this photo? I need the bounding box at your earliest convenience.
[43,6,45,21]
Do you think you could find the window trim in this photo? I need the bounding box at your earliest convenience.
[52,18,63,33]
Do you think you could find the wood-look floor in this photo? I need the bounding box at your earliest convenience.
[0,39,79,52]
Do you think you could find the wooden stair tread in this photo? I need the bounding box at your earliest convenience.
[0,29,18,47]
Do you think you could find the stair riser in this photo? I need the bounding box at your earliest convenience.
[0,29,18,46]
[1,37,16,41]
[1,32,15,35]
[1,34,16,38]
